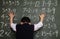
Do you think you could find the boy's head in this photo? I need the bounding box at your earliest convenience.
[21,17,31,23]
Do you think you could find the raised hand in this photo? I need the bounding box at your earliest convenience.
[8,11,15,26]
[8,11,15,18]
[39,13,45,18]
[39,13,46,22]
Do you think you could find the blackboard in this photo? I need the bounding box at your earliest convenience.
[0,0,60,39]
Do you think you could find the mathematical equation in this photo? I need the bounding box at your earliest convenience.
[0,0,58,39]
[2,0,20,6]
[0,29,11,37]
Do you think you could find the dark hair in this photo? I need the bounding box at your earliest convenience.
[21,17,31,23]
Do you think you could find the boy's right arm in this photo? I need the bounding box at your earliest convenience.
[34,13,46,31]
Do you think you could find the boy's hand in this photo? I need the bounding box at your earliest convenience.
[8,11,15,26]
[39,13,45,19]
[39,13,46,22]
[8,12,15,18]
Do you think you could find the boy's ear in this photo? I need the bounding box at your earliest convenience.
[20,22,24,24]
[29,23,31,25]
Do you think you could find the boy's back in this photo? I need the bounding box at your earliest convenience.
[16,23,34,39]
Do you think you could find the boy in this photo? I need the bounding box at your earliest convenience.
[8,11,45,39]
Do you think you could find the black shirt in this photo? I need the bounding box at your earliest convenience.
[16,23,34,39]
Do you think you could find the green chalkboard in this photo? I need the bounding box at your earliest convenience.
[0,0,60,39]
